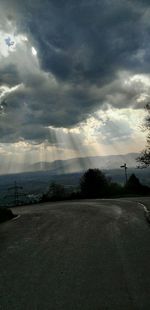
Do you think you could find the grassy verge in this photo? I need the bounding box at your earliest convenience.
[0,207,16,223]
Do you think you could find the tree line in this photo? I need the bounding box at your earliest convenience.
[41,169,150,202]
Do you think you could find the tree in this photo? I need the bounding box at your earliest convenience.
[125,173,150,195]
[125,174,141,193]
[137,104,150,167]
[108,182,123,197]
[80,169,109,198]
[42,182,66,201]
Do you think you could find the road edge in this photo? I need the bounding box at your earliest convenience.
[138,203,150,223]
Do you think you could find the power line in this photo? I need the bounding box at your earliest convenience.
[8,181,23,206]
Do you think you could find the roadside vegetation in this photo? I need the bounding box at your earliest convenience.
[0,207,16,223]
[41,169,150,203]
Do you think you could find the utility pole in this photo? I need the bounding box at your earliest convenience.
[120,163,128,185]
[8,181,23,206]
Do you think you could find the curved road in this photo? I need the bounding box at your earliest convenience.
[0,198,150,309]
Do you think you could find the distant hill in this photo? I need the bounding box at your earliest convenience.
[29,153,139,174]
[0,152,140,175]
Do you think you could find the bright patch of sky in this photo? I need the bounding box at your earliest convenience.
[0,29,29,58]
[31,47,37,56]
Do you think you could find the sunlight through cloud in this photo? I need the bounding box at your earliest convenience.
[31,46,37,56]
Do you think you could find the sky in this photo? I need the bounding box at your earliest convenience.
[0,0,149,172]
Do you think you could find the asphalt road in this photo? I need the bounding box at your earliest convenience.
[0,197,150,310]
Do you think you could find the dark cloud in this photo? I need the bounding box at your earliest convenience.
[0,65,19,86]
[0,0,150,143]
[25,0,148,82]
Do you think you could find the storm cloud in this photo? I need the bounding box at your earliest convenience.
[0,0,150,143]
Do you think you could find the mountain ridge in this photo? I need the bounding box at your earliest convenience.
[0,152,140,175]
[29,152,139,174]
